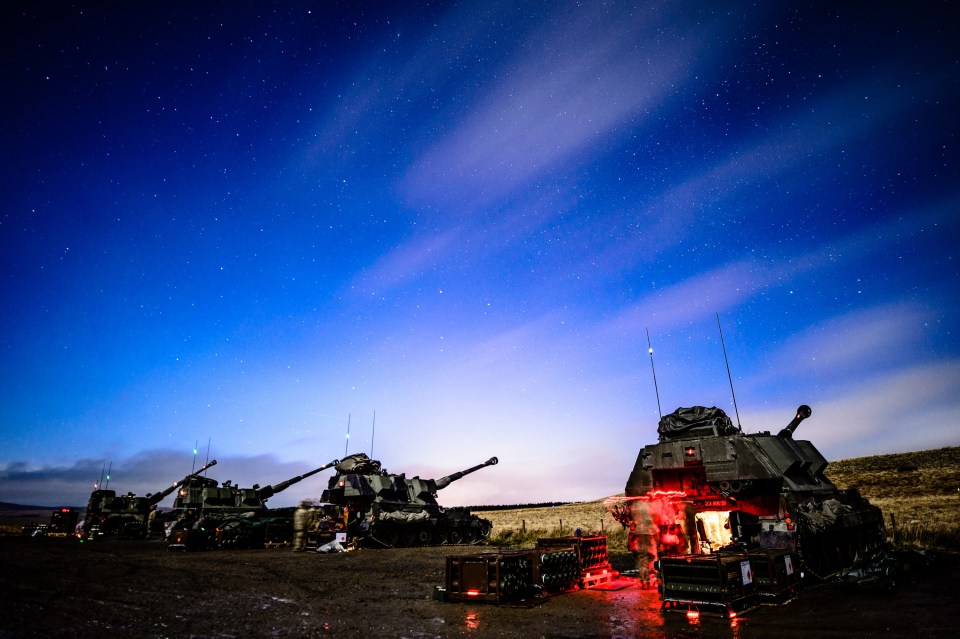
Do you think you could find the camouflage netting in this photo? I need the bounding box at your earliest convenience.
[797,498,854,532]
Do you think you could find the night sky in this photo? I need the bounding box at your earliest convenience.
[2,1,958,509]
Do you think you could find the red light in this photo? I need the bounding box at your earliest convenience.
[339,481,345,487]
[684,447,696,457]
[465,590,480,597]
[686,610,700,620]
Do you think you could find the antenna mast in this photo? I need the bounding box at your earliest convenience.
[646,327,663,419]
[104,461,112,490]
[716,313,742,431]
[370,410,376,457]
[344,413,351,457]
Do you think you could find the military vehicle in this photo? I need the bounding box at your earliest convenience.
[81,459,218,539]
[166,459,339,549]
[20,507,80,537]
[320,453,499,547]
[622,405,886,578]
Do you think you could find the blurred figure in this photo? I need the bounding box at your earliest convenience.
[293,501,310,552]
[629,498,657,588]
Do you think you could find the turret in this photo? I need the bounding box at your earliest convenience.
[434,456,499,490]
[147,459,218,506]
[257,459,340,501]
[777,404,812,438]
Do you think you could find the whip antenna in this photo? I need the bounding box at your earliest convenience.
[370,410,376,458]
[344,413,351,457]
[716,313,742,431]
[646,327,662,419]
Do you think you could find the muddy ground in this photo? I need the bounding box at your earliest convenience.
[1,536,957,639]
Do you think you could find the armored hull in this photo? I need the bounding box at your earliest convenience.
[167,459,338,549]
[621,405,885,579]
[82,459,219,540]
[321,453,498,547]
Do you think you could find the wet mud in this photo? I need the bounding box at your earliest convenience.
[1,536,957,638]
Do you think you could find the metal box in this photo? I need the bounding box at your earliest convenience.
[749,549,800,602]
[658,552,758,616]
[445,551,534,603]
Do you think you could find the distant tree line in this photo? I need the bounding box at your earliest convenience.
[467,501,573,511]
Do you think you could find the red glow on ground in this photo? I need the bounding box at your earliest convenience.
[465,611,480,630]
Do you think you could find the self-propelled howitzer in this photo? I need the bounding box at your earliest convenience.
[82,459,219,539]
[321,454,499,547]
[167,459,339,549]
[621,405,886,578]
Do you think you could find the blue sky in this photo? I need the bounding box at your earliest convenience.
[1,1,957,508]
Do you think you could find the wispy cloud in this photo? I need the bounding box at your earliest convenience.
[401,3,705,211]
[602,194,960,336]
[345,229,462,297]
[0,450,340,509]
[756,302,937,382]
[745,360,960,460]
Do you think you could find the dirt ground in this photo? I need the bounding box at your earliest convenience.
[1,536,958,639]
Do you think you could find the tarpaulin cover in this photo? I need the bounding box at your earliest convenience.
[658,406,738,439]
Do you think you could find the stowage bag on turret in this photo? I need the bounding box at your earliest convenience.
[657,406,737,440]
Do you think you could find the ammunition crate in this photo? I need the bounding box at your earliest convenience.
[658,552,758,616]
[531,547,580,592]
[537,536,614,587]
[445,551,534,603]
[749,549,800,602]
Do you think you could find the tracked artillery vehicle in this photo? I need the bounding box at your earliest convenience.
[321,453,499,547]
[81,459,218,539]
[166,458,339,549]
[622,405,886,580]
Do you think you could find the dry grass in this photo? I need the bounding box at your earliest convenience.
[479,502,627,549]
[829,447,960,551]
[479,446,960,553]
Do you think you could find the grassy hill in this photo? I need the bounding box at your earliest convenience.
[480,446,960,552]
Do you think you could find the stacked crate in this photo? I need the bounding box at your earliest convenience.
[537,536,615,588]
[748,549,800,602]
[532,547,580,592]
[658,552,758,616]
[445,551,534,603]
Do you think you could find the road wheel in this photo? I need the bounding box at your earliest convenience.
[377,525,400,547]
[399,527,417,547]
[416,528,434,546]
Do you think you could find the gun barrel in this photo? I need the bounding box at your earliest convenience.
[149,459,219,505]
[778,405,812,438]
[434,456,499,490]
[258,459,340,501]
